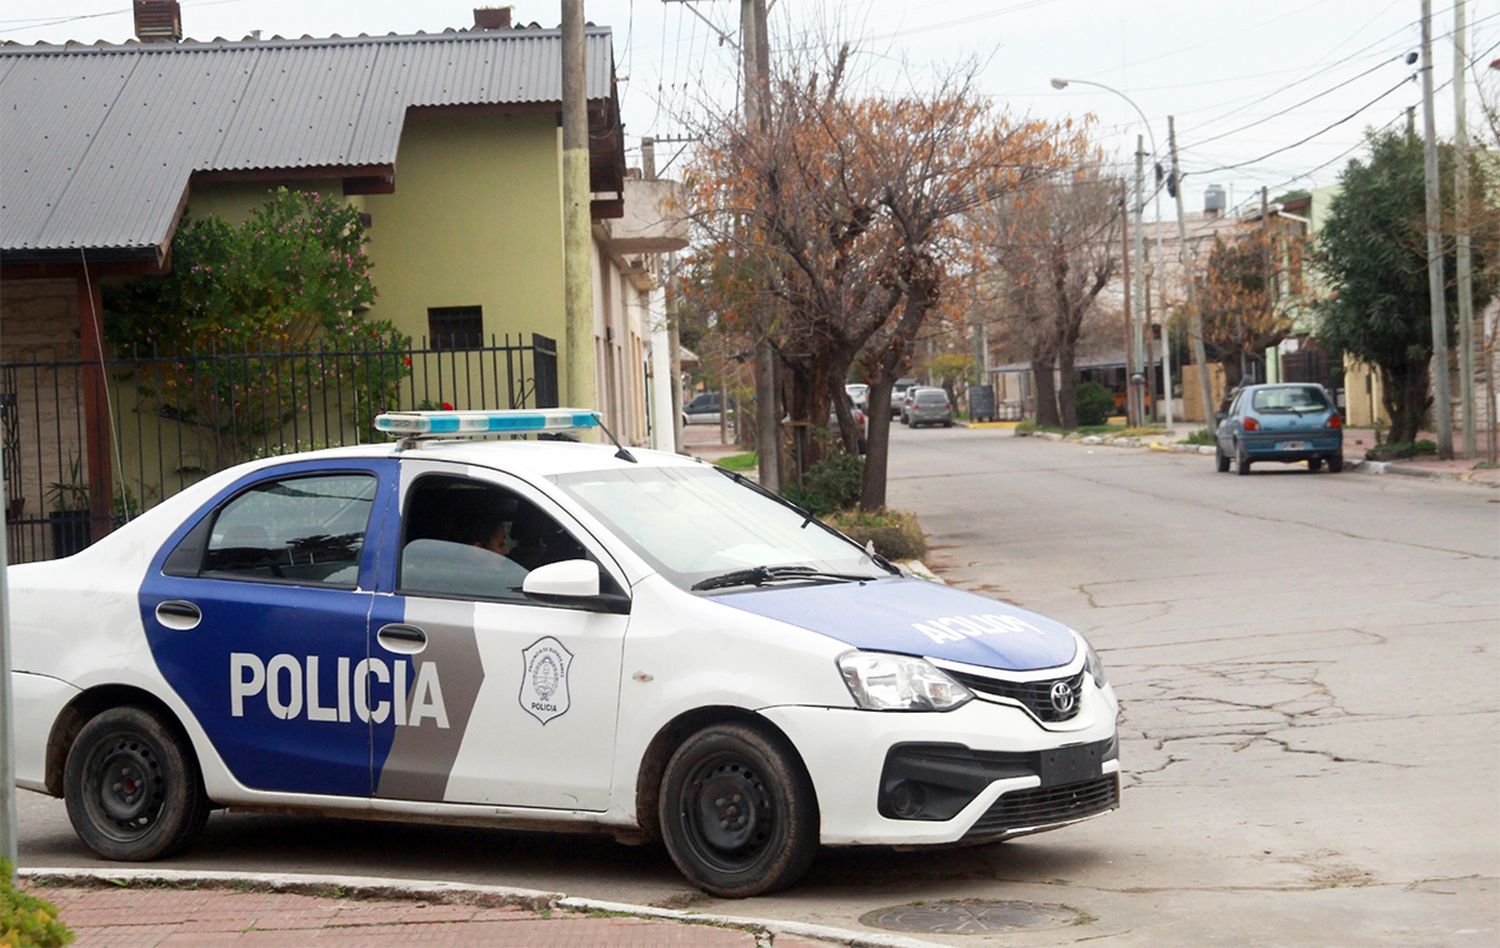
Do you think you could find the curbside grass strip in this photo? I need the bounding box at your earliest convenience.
[19,868,943,948]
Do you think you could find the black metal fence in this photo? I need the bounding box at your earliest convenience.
[2,334,557,563]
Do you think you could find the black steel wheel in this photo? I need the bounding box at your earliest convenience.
[64,706,209,861]
[659,723,817,898]
[1235,440,1252,476]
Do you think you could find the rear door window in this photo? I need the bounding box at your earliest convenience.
[201,474,376,587]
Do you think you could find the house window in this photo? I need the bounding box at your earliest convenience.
[428,306,483,351]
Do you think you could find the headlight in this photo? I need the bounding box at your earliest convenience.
[1081,635,1107,687]
[838,651,973,711]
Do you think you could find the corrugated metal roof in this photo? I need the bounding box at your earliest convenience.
[0,29,614,256]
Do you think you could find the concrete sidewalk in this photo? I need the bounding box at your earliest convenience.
[18,868,931,948]
[1018,423,1500,487]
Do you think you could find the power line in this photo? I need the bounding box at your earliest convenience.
[1180,53,1408,152]
[1190,75,1413,176]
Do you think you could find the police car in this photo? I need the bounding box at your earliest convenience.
[8,409,1119,898]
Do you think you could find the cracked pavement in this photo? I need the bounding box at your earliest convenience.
[13,425,1498,945]
[884,426,1499,944]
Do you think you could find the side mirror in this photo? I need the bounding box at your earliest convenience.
[522,560,630,614]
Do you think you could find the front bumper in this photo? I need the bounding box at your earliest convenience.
[761,683,1119,845]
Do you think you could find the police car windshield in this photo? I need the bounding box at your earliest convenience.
[552,466,883,591]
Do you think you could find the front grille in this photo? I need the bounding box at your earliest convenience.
[964,774,1119,840]
[946,668,1085,723]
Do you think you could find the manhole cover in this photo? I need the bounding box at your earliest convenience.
[860,899,1089,934]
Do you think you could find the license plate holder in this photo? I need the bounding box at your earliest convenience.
[1038,742,1104,787]
[1278,440,1308,451]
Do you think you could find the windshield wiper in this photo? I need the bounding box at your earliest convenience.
[690,565,883,592]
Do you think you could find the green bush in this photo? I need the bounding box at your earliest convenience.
[1366,439,1437,461]
[1,862,73,948]
[782,451,863,516]
[1180,427,1215,446]
[1075,381,1115,427]
[825,507,928,561]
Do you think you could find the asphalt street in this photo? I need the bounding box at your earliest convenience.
[15,425,1500,945]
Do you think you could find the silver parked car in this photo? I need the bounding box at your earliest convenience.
[908,387,954,428]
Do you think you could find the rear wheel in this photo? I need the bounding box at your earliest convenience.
[1308,458,1324,472]
[659,723,818,898]
[64,706,209,861]
[1327,454,1344,473]
[1235,441,1251,476]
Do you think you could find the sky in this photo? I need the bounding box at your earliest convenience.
[3,0,1497,224]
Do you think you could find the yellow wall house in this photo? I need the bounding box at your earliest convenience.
[0,2,685,560]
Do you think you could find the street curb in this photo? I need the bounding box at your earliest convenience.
[18,867,944,948]
[1018,431,1498,486]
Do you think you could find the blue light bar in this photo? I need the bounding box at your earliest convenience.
[374,409,600,437]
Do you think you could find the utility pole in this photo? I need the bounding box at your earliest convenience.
[1261,185,1272,385]
[561,0,597,417]
[742,0,779,489]
[1120,183,1137,426]
[1421,0,1454,458]
[1169,116,1216,428]
[1131,134,1147,425]
[1454,0,1476,457]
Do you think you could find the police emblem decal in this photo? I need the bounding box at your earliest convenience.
[520,637,573,724]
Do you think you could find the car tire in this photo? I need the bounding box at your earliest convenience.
[1215,445,1230,473]
[1235,441,1251,476]
[1327,454,1344,473]
[943,420,953,428]
[1308,458,1324,472]
[658,723,818,898]
[64,706,210,861]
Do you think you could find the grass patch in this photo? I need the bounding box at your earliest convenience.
[1179,427,1215,446]
[715,451,757,472]
[1366,440,1438,461]
[825,507,927,561]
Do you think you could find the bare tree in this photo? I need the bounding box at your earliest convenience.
[975,159,1122,428]
[685,42,1079,506]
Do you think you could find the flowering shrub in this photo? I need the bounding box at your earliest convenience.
[105,188,409,460]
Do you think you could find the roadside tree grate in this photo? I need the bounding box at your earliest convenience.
[859,899,1089,934]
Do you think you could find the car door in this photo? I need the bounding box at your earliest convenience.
[369,460,629,811]
[141,459,396,797]
[1217,391,1243,451]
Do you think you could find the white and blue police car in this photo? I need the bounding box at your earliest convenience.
[8,409,1119,897]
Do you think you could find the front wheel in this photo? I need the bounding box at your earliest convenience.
[64,706,209,861]
[659,723,818,898]
[1216,445,1230,473]
[1308,458,1324,472]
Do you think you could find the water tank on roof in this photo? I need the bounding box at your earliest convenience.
[1204,184,1226,215]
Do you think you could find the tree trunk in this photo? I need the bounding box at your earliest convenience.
[861,380,895,510]
[1218,359,1245,414]
[1382,359,1431,444]
[1032,353,1059,427]
[1057,348,1079,429]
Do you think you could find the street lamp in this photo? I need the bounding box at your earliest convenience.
[1049,77,1172,429]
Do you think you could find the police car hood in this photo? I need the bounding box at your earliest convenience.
[713,577,1077,671]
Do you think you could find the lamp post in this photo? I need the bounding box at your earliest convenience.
[1050,77,1166,426]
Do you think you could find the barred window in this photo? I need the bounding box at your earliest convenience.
[428,306,483,351]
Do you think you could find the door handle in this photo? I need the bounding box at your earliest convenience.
[377,623,427,653]
[155,600,201,631]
